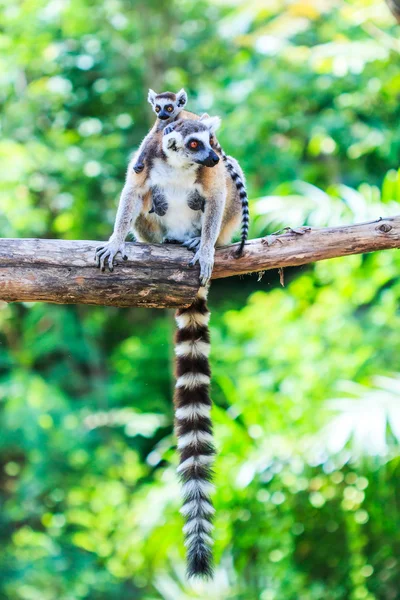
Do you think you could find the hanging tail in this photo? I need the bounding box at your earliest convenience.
[174,287,215,578]
[214,142,249,258]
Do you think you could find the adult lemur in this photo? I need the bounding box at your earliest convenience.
[96,117,247,577]
[132,88,249,255]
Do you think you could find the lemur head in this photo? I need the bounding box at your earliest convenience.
[148,88,187,121]
[162,116,221,168]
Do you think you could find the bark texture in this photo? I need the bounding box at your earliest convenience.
[0,217,399,308]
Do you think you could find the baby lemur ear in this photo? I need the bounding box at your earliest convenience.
[201,116,221,133]
[176,88,187,108]
[148,89,157,105]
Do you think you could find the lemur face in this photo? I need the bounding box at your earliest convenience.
[163,117,221,168]
[148,88,187,120]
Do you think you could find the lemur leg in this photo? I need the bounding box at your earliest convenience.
[95,182,143,271]
[133,213,164,243]
[181,191,205,252]
[133,150,146,174]
[149,185,169,216]
[189,191,225,286]
[217,213,242,246]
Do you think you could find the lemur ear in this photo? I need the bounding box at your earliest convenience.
[199,113,210,120]
[148,89,157,105]
[201,116,221,133]
[176,88,187,108]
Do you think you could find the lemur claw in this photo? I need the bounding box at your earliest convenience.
[189,249,214,286]
[95,241,127,271]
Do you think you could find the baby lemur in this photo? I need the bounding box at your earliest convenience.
[133,89,249,254]
[95,117,247,578]
[133,88,189,175]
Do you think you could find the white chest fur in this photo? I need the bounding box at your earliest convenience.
[149,158,203,241]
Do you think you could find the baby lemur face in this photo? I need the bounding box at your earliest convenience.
[148,88,187,121]
[163,117,221,168]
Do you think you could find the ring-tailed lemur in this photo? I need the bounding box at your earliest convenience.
[132,89,249,254]
[95,117,246,577]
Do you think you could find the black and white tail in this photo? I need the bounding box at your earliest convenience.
[174,287,215,578]
[214,142,249,257]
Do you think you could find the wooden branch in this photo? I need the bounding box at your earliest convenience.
[0,217,399,308]
[211,217,400,279]
[0,239,199,309]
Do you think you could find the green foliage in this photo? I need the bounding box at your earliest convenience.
[1,0,400,598]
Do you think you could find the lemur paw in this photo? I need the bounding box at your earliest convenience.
[163,124,176,136]
[182,236,201,252]
[133,163,144,174]
[95,241,127,272]
[189,249,214,286]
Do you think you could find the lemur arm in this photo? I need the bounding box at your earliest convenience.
[132,119,162,173]
[132,127,156,173]
[132,148,147,173]
[95,179,144,271]
[189,187,226,286]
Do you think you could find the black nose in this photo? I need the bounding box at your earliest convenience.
[208,151,219,164]
[159,113,170,120]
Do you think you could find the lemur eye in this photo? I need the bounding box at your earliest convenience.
[155,106,161,113]
[190,140,198,149]
[166,105,173,112]
[210,135,215,145]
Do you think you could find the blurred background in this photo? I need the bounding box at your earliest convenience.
[1,0,400,598]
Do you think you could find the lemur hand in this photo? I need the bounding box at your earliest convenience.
[95,239,128,272]
[163,123,176,136]
[189,248,214,286]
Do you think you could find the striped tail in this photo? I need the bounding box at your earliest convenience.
[174,286,215,578]
[214,142,249,257]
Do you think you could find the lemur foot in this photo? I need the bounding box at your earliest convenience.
[133,163,144,174]
[182,236,201,252]
[189,249,214,287]
[95,241,127,272]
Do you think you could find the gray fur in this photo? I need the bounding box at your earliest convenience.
[95,116,246,579]
[133,88,188,175]
[96,116,246,284]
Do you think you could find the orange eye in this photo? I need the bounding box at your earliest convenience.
[190,140,198,149]
[210,135,215,145]
[167,105,173,112]
[155,106,160,113]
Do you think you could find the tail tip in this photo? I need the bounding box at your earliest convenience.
[187,552,214,580]
[234,244,245,258]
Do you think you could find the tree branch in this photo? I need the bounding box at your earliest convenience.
[0,216,399,308]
